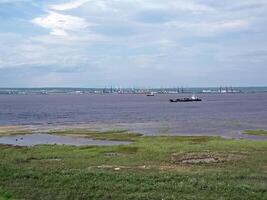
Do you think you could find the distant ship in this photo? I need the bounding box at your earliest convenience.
[169,95,202,102]
[147,92,155,96]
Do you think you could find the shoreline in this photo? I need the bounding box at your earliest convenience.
[1,128,267,199]
[1,124,267,141]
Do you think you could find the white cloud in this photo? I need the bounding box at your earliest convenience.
[150,1,216,13]
[1,0,267,87]
[32,11,89,37]
[0,36,91,68]
[50,0,90,11]
[50,28,68,37]
[216,20,249,30]
[0,0,30,3]
[166,19,250,36]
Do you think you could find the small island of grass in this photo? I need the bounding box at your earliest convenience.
[243,130,267,136]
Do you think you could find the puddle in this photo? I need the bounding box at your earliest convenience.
[0,134,131,147]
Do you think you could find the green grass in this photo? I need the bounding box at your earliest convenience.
[0,129,267,200]
[0,187,13,200]
[49,129,143,141]
[0,130,32,136]
[243,130,267,136]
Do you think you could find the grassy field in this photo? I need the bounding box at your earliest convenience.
[243,130,267,136]
[0,129,267,200]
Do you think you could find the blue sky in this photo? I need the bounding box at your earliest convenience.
[0,0,267,87]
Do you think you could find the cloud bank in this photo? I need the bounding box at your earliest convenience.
[0,0,267,87]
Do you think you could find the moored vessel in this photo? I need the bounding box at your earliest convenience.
[169,95,202,102]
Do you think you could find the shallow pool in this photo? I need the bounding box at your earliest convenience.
[0,133,131,147]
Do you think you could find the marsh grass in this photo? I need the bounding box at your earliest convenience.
[49,129,143,141]
[0,129,267,199]
[243,130,267,136]
[0,187,13,200]
[0,131,31,136]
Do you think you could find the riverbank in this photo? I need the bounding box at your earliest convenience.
[0,129,267,199]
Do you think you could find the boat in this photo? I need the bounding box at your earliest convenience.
[169,95,202,102]
[147,92,155,96]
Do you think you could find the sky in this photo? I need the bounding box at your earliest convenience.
[0,0,267,88]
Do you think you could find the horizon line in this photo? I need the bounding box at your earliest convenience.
[1,86,267,89]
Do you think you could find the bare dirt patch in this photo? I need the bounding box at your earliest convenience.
[0,126,31,135]
[88,165,149,171]
[88,164,192,172]
[103,152,127,157]
[171,151,246,165]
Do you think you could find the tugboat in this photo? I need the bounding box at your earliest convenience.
[169,95,202,103]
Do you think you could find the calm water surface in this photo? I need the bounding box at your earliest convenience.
[0,93,267,139]
[0,134,130,147]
